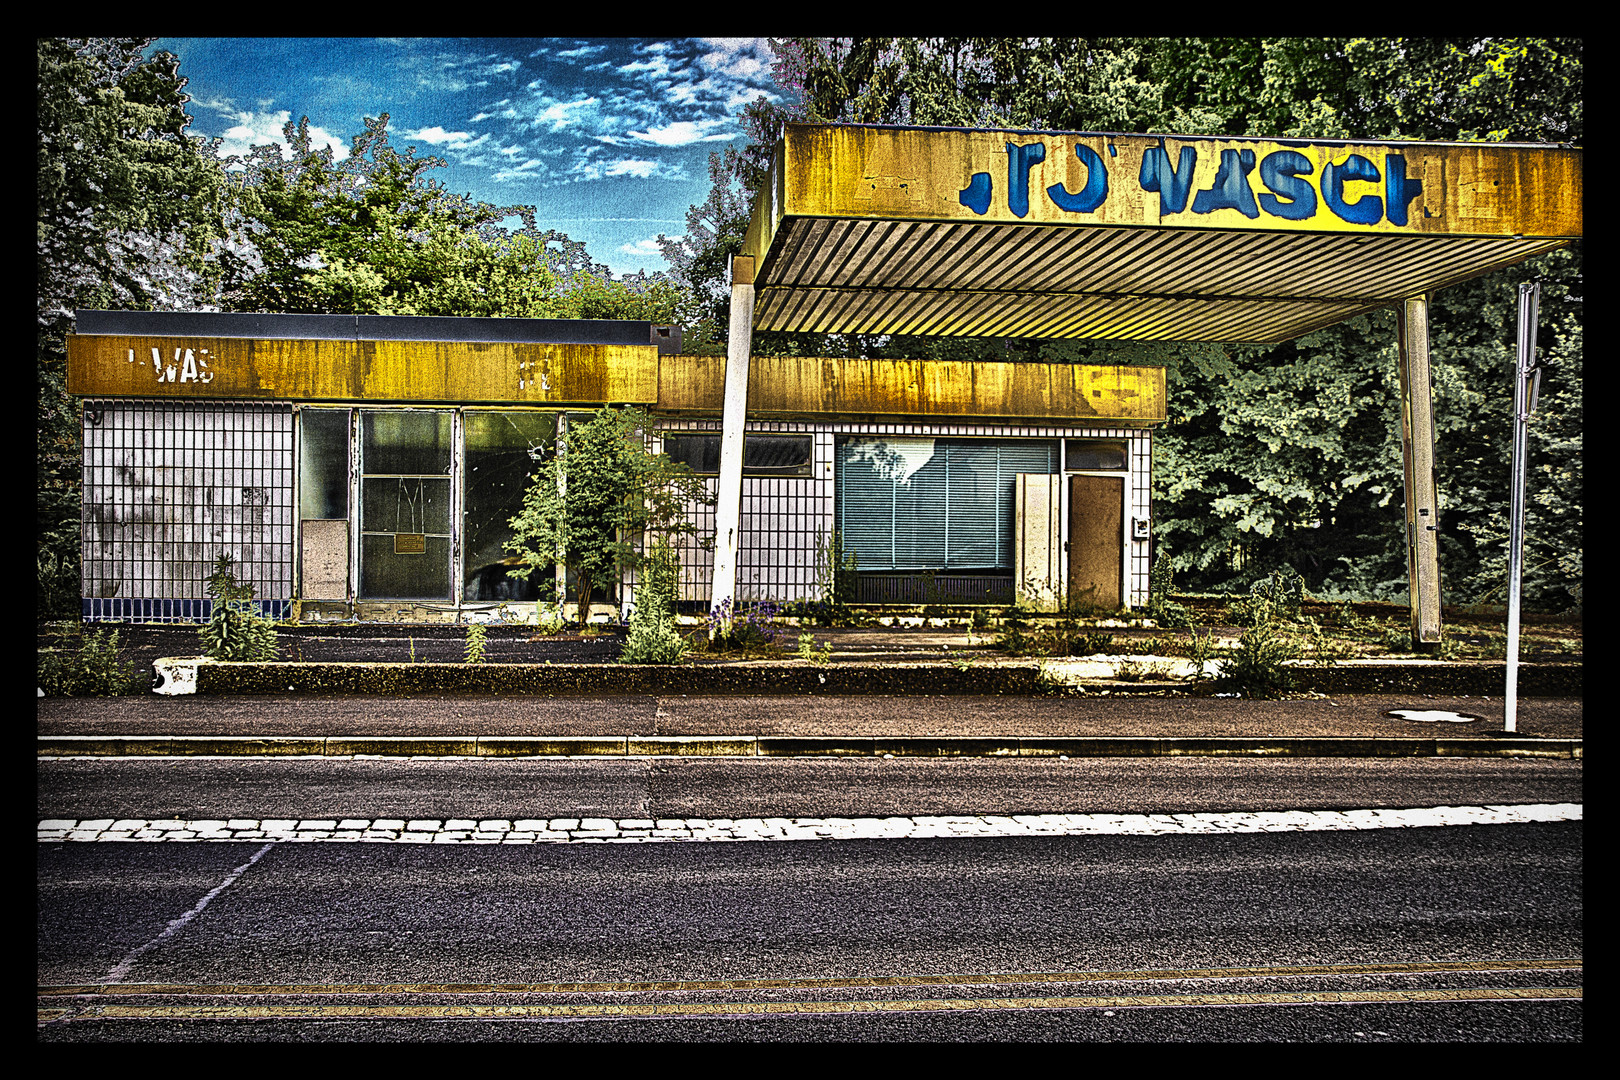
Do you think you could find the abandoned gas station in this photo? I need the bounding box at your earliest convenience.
[65,124,1582,645]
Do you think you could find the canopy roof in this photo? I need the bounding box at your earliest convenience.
[741,124,1582,343]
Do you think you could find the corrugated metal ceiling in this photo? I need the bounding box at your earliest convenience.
[754,216,1568,343]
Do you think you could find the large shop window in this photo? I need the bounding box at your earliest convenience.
[837,438,1058,572]
[462,410,558,602]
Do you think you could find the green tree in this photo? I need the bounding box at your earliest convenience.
[504,407,711,629]
[223,113,554,317]
[37,37,231,618]
[220,112,687,324]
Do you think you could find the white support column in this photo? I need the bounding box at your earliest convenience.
[709,255,755,621]
[1396,294,1443,651]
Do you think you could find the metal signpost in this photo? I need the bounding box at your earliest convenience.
[1505,282,1542,733]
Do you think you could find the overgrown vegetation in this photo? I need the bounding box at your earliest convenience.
[463,622,487,664]
[620,542,690,664]
[37,625,144,696]
[1218,597,1298,699]
[198,553,280,662]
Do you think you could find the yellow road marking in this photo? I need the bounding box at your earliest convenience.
[38,986,1582,1024]
[37,957,1582,999]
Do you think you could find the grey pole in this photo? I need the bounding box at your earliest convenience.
[1506,282,1541,733]
[710,255,756,630]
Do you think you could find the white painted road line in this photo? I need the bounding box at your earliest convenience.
[37,804,1582,844]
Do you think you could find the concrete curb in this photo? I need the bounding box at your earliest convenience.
[152,657,1584,698]
[36,735,1582,760]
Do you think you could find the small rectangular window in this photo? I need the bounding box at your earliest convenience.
[1065,440,1127,471]
[298,409,350,519]
[663,434,813,477]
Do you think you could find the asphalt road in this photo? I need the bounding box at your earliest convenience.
[38,756,1585,820]
[38,822,1581,1041]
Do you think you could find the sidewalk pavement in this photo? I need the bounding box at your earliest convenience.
[37,683,1582,760]
[37,624,1582,759]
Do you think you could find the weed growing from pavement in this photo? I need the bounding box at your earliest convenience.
[198,553,279,663]
[37,626,145,696]
[464,622,487,664]
[796,631,833,667]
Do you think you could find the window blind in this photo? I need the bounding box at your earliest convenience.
[836,438,1057,572]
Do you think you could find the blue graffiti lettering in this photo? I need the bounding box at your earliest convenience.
[1005,142,1047,218]
[1322,154,1383,225]
[1191,148,1260,219]
[1257,150,1318,221]
[1383,154,1423,227]
[1046,142,1109,214]
[959,171,993,215]
[1138,141,1198,216]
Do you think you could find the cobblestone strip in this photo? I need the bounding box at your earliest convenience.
[38,804,1582,844]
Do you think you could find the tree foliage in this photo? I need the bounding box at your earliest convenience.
[504,408,710,628]
[680,37,1582,610]
[37,37,231,617]
[220,113,681,323]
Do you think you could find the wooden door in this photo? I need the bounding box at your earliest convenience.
[1067,475,1123,612]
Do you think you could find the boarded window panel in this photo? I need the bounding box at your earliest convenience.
[837,438,1057,572]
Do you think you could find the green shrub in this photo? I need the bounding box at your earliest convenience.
[1185,628,1218,681]
[198,553,280,662]
[1251,566,1305,622]
[621,542,689,664]
[37,627,145,696]
[1146,550,1193,628]
[796,631,833,667]
[1220,612,1297,699]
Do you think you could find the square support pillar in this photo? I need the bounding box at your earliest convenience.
[1396,295,1444,651]
[709,255,755,621]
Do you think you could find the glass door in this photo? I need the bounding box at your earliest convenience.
[358,409,453,599]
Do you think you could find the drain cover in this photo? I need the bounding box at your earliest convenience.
[1386,709,1482,723]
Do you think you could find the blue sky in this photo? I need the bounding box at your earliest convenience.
[148,38,784,278]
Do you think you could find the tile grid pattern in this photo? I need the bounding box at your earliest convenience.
[81,399,294,622]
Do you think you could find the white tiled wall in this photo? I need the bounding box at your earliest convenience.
[80,399,295,621]
[642,419,1153,611]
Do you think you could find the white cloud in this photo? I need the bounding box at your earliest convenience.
[619,237,665,258]
[606,159,659,178]
[695,38,776,80]
[403,126,480,149]
[213,109,349,165]
[627,120,734,146]
[535,96,600,131]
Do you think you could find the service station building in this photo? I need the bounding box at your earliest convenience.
[65,124,1581,642]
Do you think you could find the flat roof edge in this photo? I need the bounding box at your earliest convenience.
[72,310,670,346]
